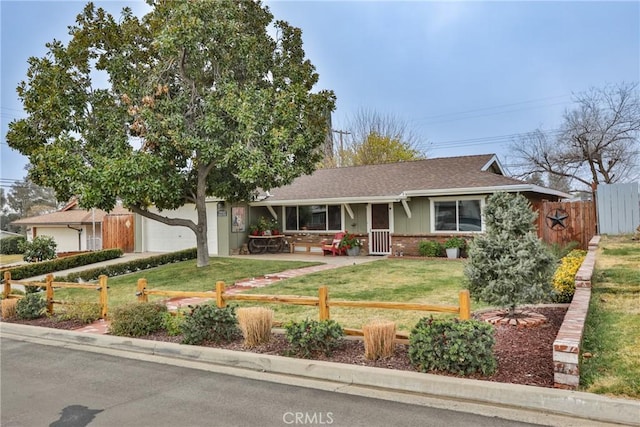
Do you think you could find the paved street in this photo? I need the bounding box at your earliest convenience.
[1,338,541,427]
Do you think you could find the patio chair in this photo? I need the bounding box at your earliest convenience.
[321,232,346,256]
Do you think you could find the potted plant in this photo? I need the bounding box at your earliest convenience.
[444,236,466,259]
[338,231,362,256]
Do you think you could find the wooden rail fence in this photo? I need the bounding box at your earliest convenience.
[135,279,471,337]
[3,272,108,318]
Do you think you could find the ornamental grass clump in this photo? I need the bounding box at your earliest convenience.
[1,298,18,319]
[237,307,274,347]
[552,249,587,303]
[363,319,396,360]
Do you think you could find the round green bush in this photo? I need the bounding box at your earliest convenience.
[409,317,497,376]
[16,293,47,320]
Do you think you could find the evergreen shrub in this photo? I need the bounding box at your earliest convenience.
[181,304,240,345]
[16,293,47,320]
[284,319,344,358]
[418,240,443,257]
[464,192,555,315]
[20,235,57,262]
[0,236,25,255]
[58,303,102,324]
[109,302,167,337]
[409,317,496,376]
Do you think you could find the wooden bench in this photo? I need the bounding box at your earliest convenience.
[289,242,324,254]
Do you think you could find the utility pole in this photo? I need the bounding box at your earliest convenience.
[332,129,351,167]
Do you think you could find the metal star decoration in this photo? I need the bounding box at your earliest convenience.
[546,208,569,230]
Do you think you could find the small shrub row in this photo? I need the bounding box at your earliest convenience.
[0,235,26,255]
[57,303,102,324]
[418,240,444,257]
[409,317,497,376]
[1,249,123,281]
[56,248,197,282]
[552,249,587,303]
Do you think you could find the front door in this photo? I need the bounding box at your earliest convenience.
[369,203,391,255]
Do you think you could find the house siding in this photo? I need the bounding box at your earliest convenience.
[140,203,219,255]
[393,199,430,234]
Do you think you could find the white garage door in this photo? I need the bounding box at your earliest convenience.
[142,203,218,255]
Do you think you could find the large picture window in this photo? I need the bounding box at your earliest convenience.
[285,205,342,231]
[432,197,483,232]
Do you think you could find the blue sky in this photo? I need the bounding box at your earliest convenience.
[1,0,639,185]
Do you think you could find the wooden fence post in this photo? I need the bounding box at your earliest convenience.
[99,275,108,318]
[3,271,11,298]
[318,286,329,320]
[458,290,471,320]
[216,281,226,308]
[45,274,54,315]
[136,278,148,302]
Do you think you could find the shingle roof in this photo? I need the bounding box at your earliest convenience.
[11,205,130,226]
[258,154,549,203]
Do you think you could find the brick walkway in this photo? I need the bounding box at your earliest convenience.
[72,263,350,335]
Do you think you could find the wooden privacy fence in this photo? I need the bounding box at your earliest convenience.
[135,279,471,336]
[535,200,596,250]
[3,272,108,318]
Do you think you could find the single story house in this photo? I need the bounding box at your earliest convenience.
[11,200,131,253]
[239,154,569,256]
[12,154,569,257]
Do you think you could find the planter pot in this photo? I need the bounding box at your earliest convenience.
[446,248,459,259]
[346,247,361,256]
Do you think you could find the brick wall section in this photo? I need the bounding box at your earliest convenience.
[552,235,600,389]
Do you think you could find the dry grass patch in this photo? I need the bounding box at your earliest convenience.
[1,298,18,319]
[363,319,396,360]
[237,307,274,347]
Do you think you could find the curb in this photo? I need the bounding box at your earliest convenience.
[2,323,638,426]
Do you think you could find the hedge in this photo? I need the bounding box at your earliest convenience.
[55,248,198,282]
[0,235,26,255]
[1,249,123,281]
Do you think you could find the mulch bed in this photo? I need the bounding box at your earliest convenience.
[2,306,566,388]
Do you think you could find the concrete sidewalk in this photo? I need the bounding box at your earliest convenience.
[2,323,638,427]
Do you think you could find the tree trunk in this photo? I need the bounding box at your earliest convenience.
[194,198,209,268]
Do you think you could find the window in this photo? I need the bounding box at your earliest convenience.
[431,197,483,232]
[284,205,342,231]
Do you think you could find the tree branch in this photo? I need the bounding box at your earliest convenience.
[128,204,197,232]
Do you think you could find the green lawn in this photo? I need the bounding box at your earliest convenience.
[54,257,320,309]
[237,258,481,331]
[580,235,640,398]
[54,256,477,332]
[0,254,24,266]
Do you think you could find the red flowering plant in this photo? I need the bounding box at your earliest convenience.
[338,231,362,249]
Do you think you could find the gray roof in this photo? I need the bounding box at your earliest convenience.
[254,154,567,204]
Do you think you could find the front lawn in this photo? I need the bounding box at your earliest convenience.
[581,235,640,398]
[53,257,320,309]
[239,258,483,331]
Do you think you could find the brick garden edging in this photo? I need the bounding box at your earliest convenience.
[552,235,600,389]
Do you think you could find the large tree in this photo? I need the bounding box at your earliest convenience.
[327,109,424,167]
[510,82,640,189]
[6,1,335,267]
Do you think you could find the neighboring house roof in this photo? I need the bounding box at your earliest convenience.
[0,230,23,238]
[11,200,130,226]
[252,154,569,205]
